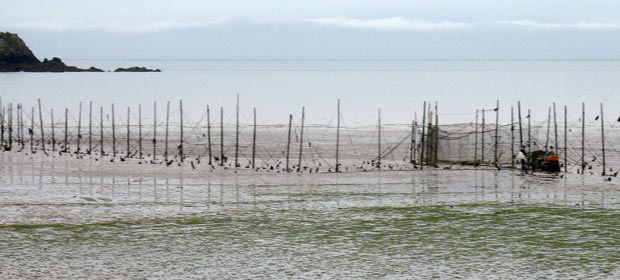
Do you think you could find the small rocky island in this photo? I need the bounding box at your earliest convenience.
[0,32,159,72]
[115,66,161,72]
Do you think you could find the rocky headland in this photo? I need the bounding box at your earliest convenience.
[0,32,159,72]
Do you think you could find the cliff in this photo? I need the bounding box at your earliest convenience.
[0,32,103,72]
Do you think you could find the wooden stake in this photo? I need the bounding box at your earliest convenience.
[377,108,381,169]
[427,106,432,164]
[581,103,585,174]
[179,99,184,163]
[474,109,478,165]
[207,105,212,166]
[15,104,19,149]
[564,105,568,173]
[420,101,426,169]
[413,113,417,164]
[37,99,46,153]
[518,101,523,149]
[18,104,23,149]
[601,102,606,175]
[1,106,4,149]
[7,103,12,151]
[51,109,55,152]
[126,106,130,157]
[234,95,239,168]
[13,103,18,150]
[13,104,17,149]
[153,102,157,162]
[15,104,20,149]
[252,107,256,169]
[335,99,341,172]
[165,101,170,161]
[19,105,23,149]
[111,104,116,157]
[494,100,499,167]
[298,106,305,172]
[100,106,104,158]
[77,102,82,155]
[14,104,18,149]
[15,104,19,150]
[21,105,25,150]
[545,107,551,151]
[511,106,515,168]
[434,102,439,165]
[553,102,558,151]
[139,104,142,159]
[0,104,4,149]
[0,98,3,148]
[527,109,531,166]
[481,109,485,164]
[286,114,292,172]
[409,119,415,164]
[64,108,69,153]
[88,101,92,154]
[220,106,224,166]
[30,107,34,152]
[19,103,28,150]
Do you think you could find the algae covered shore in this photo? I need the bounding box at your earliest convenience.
[1,152,619,279]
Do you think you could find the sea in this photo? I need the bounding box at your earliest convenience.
[1,59,619,125]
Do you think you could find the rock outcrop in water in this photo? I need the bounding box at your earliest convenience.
[0,32,103,72]
[114,66,161,72]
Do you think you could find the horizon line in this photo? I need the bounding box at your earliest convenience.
[63,58,620,62]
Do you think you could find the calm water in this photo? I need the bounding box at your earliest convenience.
[1,60,619,124]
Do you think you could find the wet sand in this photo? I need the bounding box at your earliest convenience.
[1,152,619,279]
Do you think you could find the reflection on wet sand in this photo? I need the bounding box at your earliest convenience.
[0,152,618,224]
[1,152,620,279]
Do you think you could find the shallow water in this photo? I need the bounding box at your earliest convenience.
[1,153,620,279]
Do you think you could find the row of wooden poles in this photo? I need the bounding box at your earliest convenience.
[0,98,211,164]
[0,96,442,172]
[0,96,610,174]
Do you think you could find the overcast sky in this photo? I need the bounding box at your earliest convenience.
[2,0,620,59]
